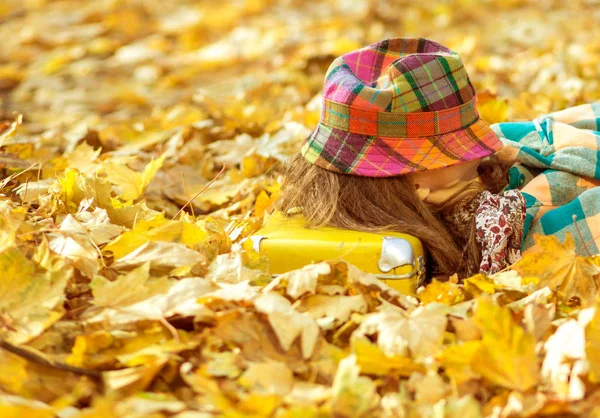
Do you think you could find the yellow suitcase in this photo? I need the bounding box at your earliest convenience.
[251,212,426,294]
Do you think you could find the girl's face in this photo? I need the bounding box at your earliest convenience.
[407,159,483,205]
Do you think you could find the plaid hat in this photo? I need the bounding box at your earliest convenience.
[301,38,503,177]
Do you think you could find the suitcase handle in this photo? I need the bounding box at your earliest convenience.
[378,237,415,272]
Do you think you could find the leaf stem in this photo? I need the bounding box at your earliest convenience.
[172,165,227,220]
[0,339,101,379]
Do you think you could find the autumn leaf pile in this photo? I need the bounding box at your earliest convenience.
[2,0,600,417]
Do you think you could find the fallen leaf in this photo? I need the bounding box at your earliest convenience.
[104,214,208,260]
[263,262,331,299]
[477,90,509,124]
[0,203,21,253]
[463,274,497,296]
[355,303,448,360]
[73,207,125,245]
[87,277,216,325]
[407,372,450,404]
[542,313,590,400]
[330,355,379,417]
[253,292,320,359]
[437,341,482,384]
[101,156,165,201]
[351,338,424,377]
[0,395,54,418]
[62,142,102,175]
[471,298,539,391]
[205,248,266,284]
[204,351,242,379]
[298,294,367,327]
[237,361,294,395]
[0,348,29,394]
[586,306,600,384]
[418,279,465,305]
[110,240,205,272]
[442,395,483,418]
[91,263,170,308]
[114,393,186,417]
[0,247,70,344]
[48,214,103,277]
[102,358,167,396]
[512,234,600,307]
[3,1,600,414]
[490,270,538,293]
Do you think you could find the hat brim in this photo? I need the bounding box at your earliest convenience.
[301,118,503,177]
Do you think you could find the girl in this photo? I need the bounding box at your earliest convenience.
[277,37,600,279]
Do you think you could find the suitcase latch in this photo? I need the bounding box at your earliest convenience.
[378,237,415,273]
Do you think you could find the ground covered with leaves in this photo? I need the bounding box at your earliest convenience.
[1,0,600,417]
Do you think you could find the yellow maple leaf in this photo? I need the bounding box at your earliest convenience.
[253,292,319,359]
[437,340,482,384]
[253,189,277,217]
[330,355,379,417]
[57,168,99,213]
[33,236,70,272]
[68,325,194,370]
[53,169,154,228]
[418,279,465,305]
[101,156,165,201]
[64,143,102,175]
[477,90,509,124]
[0,403,54,418]
[91,262,170,308]
[102,358,167,396]
[67,330,115,368]
[0,64,23,90]
[237,361,294,395]
[352,338,425,377]
[225,394,283,418]
[0,114,21,148]
[586,306,600,383]
[103,214,207,260]
[204,351,242,379]
[0,210,19,253]
[42,53,72,74]
[241,154,270,178]
[0,348,28,394]
[512,234,600,307]
[443,395,483,418]
[463,274,497,296]
[0,247,71,344]
[471,298,539,391]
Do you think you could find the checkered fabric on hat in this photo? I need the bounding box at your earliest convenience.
[301,37,503,176]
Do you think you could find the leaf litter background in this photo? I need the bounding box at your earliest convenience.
[1,0,600,416]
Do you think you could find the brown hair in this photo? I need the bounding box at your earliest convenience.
[277,154,509,279]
